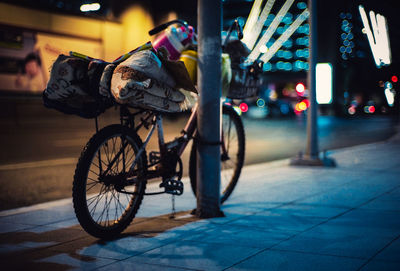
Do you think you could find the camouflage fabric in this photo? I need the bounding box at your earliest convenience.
[110,50,190,112]
[120,49,176,87]
[99,63,116,98]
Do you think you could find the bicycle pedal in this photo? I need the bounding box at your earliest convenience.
[149,151,160,164]
[160,179,184,195]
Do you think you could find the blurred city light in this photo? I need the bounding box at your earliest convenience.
[298,101,307,111]
[384,85,395,107]
[248,0,296,60]
[392,75,398,83]
[239,102,249,113]
[243,0,263,48]
[316,63,333,104]
[369,105,375,113]
[243,0,276,50]
[348,106,356,115]
[294,100,309,114]
[295,82,305,95]
[233,106,242,116]
[256,98,266,107]
[259,44,268,53]
[80,3,100,12]
[359,5,391,67]
[297,2,307,10]
[340,12,355,60]
[259,9,309,63]
[364,105,375,114]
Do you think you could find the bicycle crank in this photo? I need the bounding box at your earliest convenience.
[160,179,184,195]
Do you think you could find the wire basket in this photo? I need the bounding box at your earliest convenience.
[226,68,261,99]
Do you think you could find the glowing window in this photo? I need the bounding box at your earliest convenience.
[316,63,333,104]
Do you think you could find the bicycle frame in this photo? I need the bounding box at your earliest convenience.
[111,103,199,183]
[104,101,232,189]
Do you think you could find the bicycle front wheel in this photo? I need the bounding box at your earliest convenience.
[73,124,147,239]
[189,104,245,204]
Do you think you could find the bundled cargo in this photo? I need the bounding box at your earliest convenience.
[43,44,197,117]
[43,55,112,118]
[109,49,192,112]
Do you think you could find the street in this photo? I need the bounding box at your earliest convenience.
[0,97,397,210]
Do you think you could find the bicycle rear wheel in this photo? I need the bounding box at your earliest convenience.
[73,124,147,239]
[189,104,245,204]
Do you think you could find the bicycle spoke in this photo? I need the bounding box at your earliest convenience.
[74,124,147,238]
[96,194,107,224]
[224,118,233,152]
[90,161,100,170]
[111,137,118,173]
[105,191,113,226]
[111,189,121,221]
[103,142,112,173]
[89,168,99,176]
[125,147,136,168]
[88,185,108,217]
[121,137,126,172]
[90,137,139,226]
[86,181,100,192]
[87,187,107,211]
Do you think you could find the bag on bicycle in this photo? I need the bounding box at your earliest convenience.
[224,40,262,99]
[43,54,113,118]
[109,49,193,112]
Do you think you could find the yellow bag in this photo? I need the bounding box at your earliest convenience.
[179,50,197,83]
[221,53,232,97]
[180,50,232,96]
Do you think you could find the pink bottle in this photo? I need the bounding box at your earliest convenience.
[153,25,194,61]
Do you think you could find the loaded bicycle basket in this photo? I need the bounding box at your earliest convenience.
[223,24,264,100]
[227,60,263,99]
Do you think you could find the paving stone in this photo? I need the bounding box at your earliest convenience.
[124,240,261,271]
[225,249,365,271]
[359,260,400,271]
[185,223,295,249]
[373,237,400,263]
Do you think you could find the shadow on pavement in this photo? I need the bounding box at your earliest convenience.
[0,210,199,270]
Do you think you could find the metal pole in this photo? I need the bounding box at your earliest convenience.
[195,0,223,217]
[305,0,319,159]
[290,0,335,167]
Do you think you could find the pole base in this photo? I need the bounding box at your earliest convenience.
[290,152,336,167]
[191,208,225,218]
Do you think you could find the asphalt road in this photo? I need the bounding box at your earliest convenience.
[0,97,398,210]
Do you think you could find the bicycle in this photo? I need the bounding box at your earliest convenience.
[71,20,262,239]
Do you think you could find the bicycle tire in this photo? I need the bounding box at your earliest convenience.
[73,124,147,239]
[189,104,245,204]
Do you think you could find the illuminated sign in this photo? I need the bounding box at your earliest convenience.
[358,5,391,67]
[248,0,295,61]
[260,9,309,63]
[243,0,276,50]
[316,63,333,104]
[243,0,309,71]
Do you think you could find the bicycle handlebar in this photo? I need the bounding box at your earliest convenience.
[235,20,243,40]
[223,19,243,48]
[148,19,189,36]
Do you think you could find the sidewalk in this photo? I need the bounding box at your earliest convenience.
[1,135,400,271]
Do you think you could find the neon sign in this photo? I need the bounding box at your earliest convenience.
[358,5,391,68]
